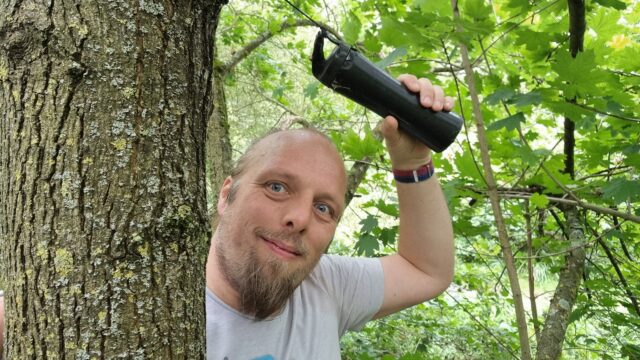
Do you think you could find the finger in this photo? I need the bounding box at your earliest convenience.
[431,85,445,111]
[418,78,434,108]
[444,96,455,111]
[398,74,420,92]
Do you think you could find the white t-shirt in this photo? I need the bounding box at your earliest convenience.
[206,255,384,359]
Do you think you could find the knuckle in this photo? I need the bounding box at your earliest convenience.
[418,78,432,86]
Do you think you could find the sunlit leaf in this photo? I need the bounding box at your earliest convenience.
[530,193,549,209]
[343,12,362,44]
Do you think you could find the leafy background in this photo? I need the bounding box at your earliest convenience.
[213,0,639,358]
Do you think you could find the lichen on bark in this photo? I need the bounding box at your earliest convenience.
[0,0,227,358]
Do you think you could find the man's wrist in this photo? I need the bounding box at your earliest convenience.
[393,159,435,183]
[389,153,433,171]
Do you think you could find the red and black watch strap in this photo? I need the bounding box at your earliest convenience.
[392,159,435,183]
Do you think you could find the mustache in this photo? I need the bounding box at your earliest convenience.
[255,227,308,257]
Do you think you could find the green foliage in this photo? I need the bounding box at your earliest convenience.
[216,0,640,358]
[530,193,549,209]
[602,179,640,203]
[337,127,384,161]
[486,112,525,131]
[343,11,362,44]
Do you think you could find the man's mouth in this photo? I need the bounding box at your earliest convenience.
[260,236,302,259]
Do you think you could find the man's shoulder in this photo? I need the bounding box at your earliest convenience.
[304,254,383,292]
[313,254,382,271]
[309,254,356,276]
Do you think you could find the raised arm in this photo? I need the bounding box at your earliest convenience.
[375,75,455,318]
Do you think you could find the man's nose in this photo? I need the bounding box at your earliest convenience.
[281,197,313,233]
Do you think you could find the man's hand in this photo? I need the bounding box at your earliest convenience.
[379,74,454,170]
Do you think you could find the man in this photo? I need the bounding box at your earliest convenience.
[205,74,455,358]
[0,75,454,358]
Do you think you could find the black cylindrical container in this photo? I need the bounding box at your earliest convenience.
[312,31,463,153]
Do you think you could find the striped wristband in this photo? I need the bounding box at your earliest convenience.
[392,159,435,183]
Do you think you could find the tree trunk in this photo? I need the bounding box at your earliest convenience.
[0,0,226,358]
[535,114,586,359]
[206,65,232,221]
[536,207,586,360]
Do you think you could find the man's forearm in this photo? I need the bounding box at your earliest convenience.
[395,173,455,289]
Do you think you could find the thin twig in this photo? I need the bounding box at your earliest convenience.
[567,101,640,123]
[498,192,640,224]
[470,0,562,67]
[220,19,341,75]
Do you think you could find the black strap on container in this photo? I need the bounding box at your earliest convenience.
[282,0,341,45]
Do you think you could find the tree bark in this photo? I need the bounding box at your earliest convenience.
[535,207,586,360]
[535,113,586,360]
[207,65,232,221]
[0,0,226,357]
[567,0,586,58]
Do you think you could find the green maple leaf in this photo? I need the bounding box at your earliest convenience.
[359,214,379,233]
[530,193,549,209]
[373,199,399,218]
[485,87,516,105]
[510,91,541,107]
[379,227,397,246]
[551,50,611,98]
[341,128,381,160]
[487,112,525,132]
[602,179,640,203]
[343,12,362,44]
[356,233,379,256]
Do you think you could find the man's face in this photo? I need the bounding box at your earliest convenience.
[214,131,347,319]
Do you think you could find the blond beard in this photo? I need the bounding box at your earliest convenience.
[215,226,320,320]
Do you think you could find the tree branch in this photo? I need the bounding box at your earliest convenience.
[566,101,640,123]
[586,224,640,317]
[220,19,341,75]
[612,216,635,262]
[495,192,640,224]
[452,0,532,358]
[525,200,542,344]
[567,0,586,58]
[576,166,632,181]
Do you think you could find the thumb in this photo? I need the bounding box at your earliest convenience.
[380,116,402,146]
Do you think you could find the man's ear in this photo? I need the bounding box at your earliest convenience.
[217,176,234,215]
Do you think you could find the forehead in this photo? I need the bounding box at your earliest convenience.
[248,131,347,199]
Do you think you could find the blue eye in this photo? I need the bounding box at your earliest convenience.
[268,182,286,193]
[315,203,333,216]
